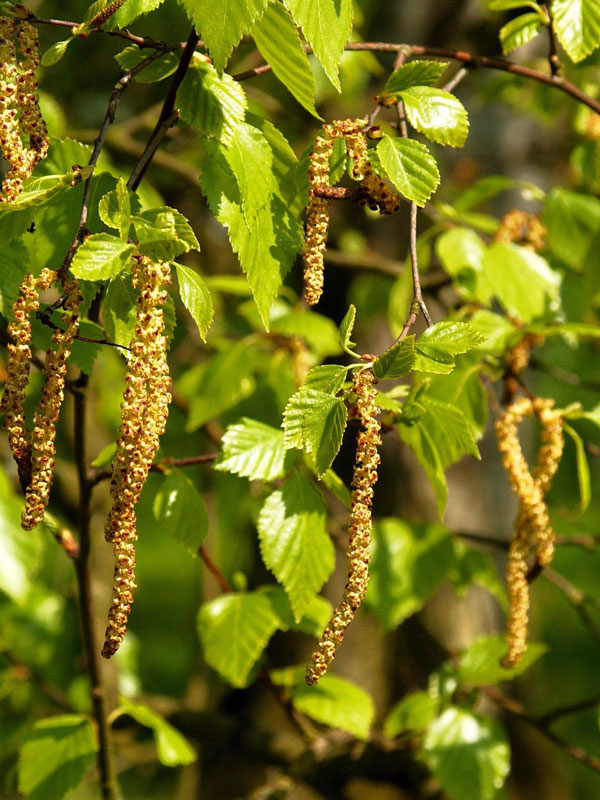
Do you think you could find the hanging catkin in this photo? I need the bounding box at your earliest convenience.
[305,370,381,685]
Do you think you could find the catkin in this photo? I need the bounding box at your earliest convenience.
[21,275,82,530]
[0,17,48,203]
[88,0,127,29]
[495,396,564,666]
[102,255,172,659]
[0,268,56,490]
[305,370,381,685]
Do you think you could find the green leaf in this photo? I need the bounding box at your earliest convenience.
[174,263,214,340]
[414,321,486,374]
[449,542,507,608]
[552,0,600,63]
[290,674,375,740]
[223,122,273,224]
[384,692,439,737]
[376,137,440,207]
[426,361,489,439]
[98,178,131,241]
[258,471,334,621]
[18,715,96,800]
[482,242,560,322]
[0,237,30,317]
[542,187,600,272]
[134,206,199,261]
[0,472,44,605]
[283,389,348,477]
[216,417,295,481]
[251,2,320,118]
[499,12,543,53]
[70,233,135,281]
[177,58,247,144]
[102,274,139,348]
[184,342,256,430]
[115,45,179,82]
[300,364,349,394]
[0,169,88,215]
[318,468,351,508]
[563,423,591,514]
[271,310,342,359]
[91,442,117,468]
[197,592,280,686]
[400,87,469,147]
[436,227,492,303]
[118,699,196,766]
[366,519,454,630]
[152,471,209,554]
[457,633,547,686]
[489,0,542,10]
[41,38,71,67]
[339,304,357,353]
[107,0,166,29]
[422,708,510,800]
[382,60,449,98]
[263,588,332,636]
[283,0,353,91]
[373,337,416,379]
[177,0,270,72]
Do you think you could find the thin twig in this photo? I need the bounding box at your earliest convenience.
[199,546,233,594]
[28,14,169,49]
[89,452,220,487]
[538,695,600,727]
[540,5,562,77]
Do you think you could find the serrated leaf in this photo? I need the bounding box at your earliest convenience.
[0,472,44,605]
[102,274,139,348]
[98,178,131,240]
[152,471,209,554]
[376,137,440,206]
[115,45,179,83]
[223,122,273,225]
[339,304,357,352]
[373,336,416,379]
[107,0,166,29]
[542,187,600,272]
[500,12,543,53]
[283,389,348,476]
[0,170,85,215]
[0,237,29,317]
[70,233,134,280]
[384,692,439,738]
[489,0,542,10]
[41,39,71,67]
[482,242,560,322]
[291,674,375,739]
[216,417,295,481]
[258,471,333,621]
[271,310,341,359]
[436,227,492,304]
[251,2,320,118]
[366,519,454,630]
[382,60,449,97]
[423,708,510,800]
[552,0,600,63]
[197,592,280,686]
[563,423,591,514]
[301,364,349,394]
[400,87,469,147]
[177,0,270,72]
[414,322,486,374]
[318,468,351,508]
[457,634,546,686]
[283,0,353,92]
[134,206,199,261]
[118,699,196,766]
[177,59,247,144]
[426,362,489,439]
[263,588,332,636]
[175,263,213,340]
[18,715,96,800]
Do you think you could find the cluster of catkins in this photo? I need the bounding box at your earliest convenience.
[304,118,401,306]
[0,270,82,529]
[305,370,382,685]
[0,16,48,203]
[102,255,172,659]
[495,396,564,667]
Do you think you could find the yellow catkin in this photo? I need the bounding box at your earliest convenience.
[0,268,56,489]
[0,18,48,203]
[344,130,401,215]
[495,209,546,252]
[495,396,564,666]
[21,275,82,530]
[102,255,172,659]
[88,0,127,29]
[305,370,382,685]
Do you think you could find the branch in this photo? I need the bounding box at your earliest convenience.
[28,14,170,49]
[199,545,233,594]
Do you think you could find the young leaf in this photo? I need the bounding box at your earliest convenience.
[215,417,296,481]
[223,122,274,224]
[258,471,334,621]
[177,59,247,144]
[176,0,270,71]
[70,233,135,281]
[175,263,214,340]
[0,471,44,605]
[115,46,180,83]
[499,12,543,54]
[134,207,199,261]
[18,715,97,800]
[262,587,332,637]
[373,336,416,379]
[552,0,600,63]
[376,137,440,207]
[152,471,209,554]
[542,187,600,272]
[0,168,89,215]
[435,227,492,304]
[98,177,131,240]
[339,304,357,353]
[251,2,320,118]
[381,60,449,98]
[41,38,71,67]
[301,364,349,394]
[563,423,591,514]
[290,674,375,740]
[106,0,166,29]
[449,541,507,607]
[456,633,547,686]
[283,0,353,92]
[197,591,281,687]
[489,0,542,10]
[271,310,342,359]
[414,321,486,374]
[102,274,139,348]
[400,87,469,147]
[118,699,196,766]
[0,237,30,317]
[365,518,455,630]
[283,389,348,476]
[423,708,510,800]
[384,692,439,737]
